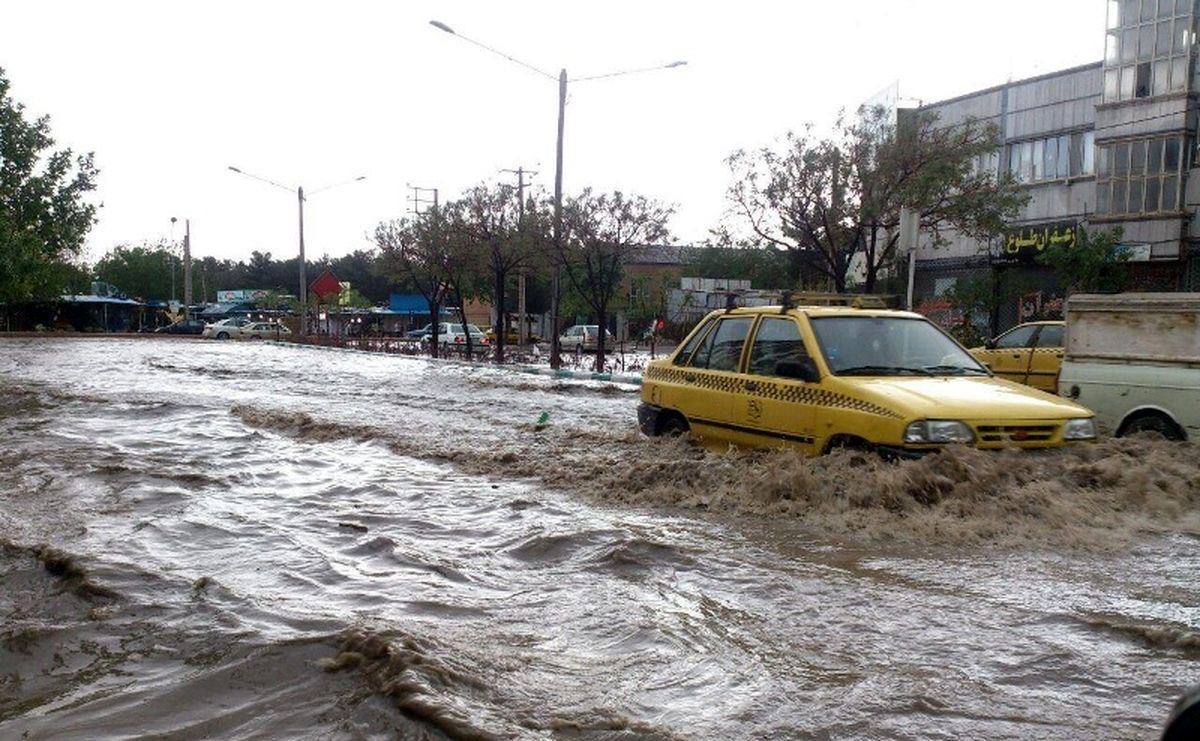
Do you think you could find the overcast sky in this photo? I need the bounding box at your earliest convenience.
[2,0,1106,266]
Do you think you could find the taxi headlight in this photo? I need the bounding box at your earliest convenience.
[904,420,974,444]
[1062,417,1097,440]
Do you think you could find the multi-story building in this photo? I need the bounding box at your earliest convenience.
[911,0,1200,334]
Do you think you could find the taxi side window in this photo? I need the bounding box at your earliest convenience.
[672,319,714,366]
[748,317,810,377]
[1035,325,1064,348]
[687,317,752,371]
[995,325,1038,349]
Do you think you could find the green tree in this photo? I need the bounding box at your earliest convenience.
[0,68,99,308]
[374,207,461,357]
[686,241,794,289]
[93,241,177,301]
[559,188,673,371]
[1035,226,1129,294]
[725,106,1027,293]
[456,182,548,362]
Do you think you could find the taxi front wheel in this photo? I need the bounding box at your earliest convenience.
[660,415,690,437]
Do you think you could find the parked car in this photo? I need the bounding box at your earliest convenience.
[237,321,292,340]
[638,303,1096,457]
[405,323,435,340]
[1059,292,1199,440]
[155,318,207,335]
[968,321,1064,394]
[202,317,255,340]
[420,322,489,351]
[559,324,614,352]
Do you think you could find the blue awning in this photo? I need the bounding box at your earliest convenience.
[388,294,450,315]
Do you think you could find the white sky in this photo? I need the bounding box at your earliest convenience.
[1,0,1106,265]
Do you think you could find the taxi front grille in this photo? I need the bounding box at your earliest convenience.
[974,424,1058,443]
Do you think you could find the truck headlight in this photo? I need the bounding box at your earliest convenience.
[1062,418,1097,440]
[904,420,975,444]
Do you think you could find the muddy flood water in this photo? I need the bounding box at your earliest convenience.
[1,338,1197,739]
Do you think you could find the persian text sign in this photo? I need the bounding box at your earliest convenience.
[996,222,1079,265]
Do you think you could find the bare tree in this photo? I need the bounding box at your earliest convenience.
[456,183,545,363]
[559,188,673,371]
[725,106,1027,293]
[374,208,455,357]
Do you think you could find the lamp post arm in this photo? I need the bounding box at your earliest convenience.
[429,19,557,81]
[226,165,294,193]
[573,61,688,83]
[307,175,367,197]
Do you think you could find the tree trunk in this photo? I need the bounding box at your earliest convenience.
[455,285,472,358]
[429,302,440,359]
[493,267,506,364]
[595,299,608,372]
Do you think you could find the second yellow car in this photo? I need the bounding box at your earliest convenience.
[969,321,1064,394]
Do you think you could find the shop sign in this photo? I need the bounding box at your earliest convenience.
[996,222,1080,264]
[217,289,269,302]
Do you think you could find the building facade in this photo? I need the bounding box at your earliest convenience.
[912,0,1200,335]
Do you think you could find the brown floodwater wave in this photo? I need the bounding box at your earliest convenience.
[3,339,1199,738]
[230,403,1200,548]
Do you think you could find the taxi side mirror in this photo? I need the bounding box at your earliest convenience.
[984,339,997,349]
[776,358,820,383]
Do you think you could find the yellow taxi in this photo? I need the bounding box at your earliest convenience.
[968,321,1064,394]
[637,303,1094,457]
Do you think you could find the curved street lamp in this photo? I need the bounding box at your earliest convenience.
[429,19,686,368]
[226,167,366,335]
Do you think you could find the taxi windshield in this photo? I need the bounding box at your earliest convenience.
[810,315,988,376]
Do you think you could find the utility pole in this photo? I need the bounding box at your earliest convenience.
[551,68,566,369]
[183,219,192,319]
[502,166,538,346]
[406,184,439,214]
[298,186,307,335]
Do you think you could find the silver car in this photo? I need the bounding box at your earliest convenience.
[202,317,254,340]
[237,321,292,340]
[558,324,613,352]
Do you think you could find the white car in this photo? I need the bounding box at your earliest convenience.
[420,322,489,351]
[237,321,292,340]
[202,317,254,340]
[558,324,614,352]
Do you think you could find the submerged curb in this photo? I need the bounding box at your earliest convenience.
[514,365,643,386]
[270,340,644,386]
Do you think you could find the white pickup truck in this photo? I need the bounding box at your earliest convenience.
[1058,293,1199,441]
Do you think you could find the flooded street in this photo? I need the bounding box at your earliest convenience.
[1,338,1198,739]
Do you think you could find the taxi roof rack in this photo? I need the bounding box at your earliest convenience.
[719,290,896,312]
[768,291,893,309]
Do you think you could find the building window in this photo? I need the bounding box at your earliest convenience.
[1104,0,1192,102]
[1095,134,1187,214]
[1007,131,1095,183]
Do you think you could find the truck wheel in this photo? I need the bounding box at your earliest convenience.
[1120,412,1184,441]
[659,414,690,437]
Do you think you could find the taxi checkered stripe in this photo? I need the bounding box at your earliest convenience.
[645,365,902,419]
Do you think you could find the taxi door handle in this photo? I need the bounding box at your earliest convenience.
[684,373,697,383]
[744,381,759,392]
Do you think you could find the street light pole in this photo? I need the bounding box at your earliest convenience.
[183,218,192,319]
[227,166,365,336]
[428,20,685,369]
[298,185,307,332]
[552,68,566,369]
